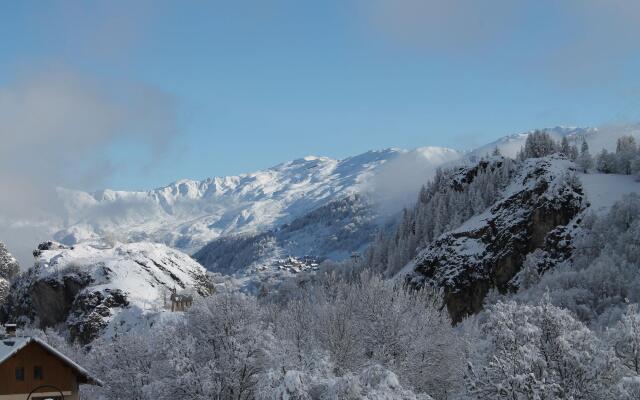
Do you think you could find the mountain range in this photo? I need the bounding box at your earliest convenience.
[50,126,607,267]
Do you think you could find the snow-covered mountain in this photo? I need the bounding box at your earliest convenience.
[52,148,461,258]
[194,194,382,292]
[1,241,214,343]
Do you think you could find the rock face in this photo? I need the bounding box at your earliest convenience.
[2,241,214,343]
[407,156,585,322]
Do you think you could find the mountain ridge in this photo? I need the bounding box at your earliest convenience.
[53,147,461,255]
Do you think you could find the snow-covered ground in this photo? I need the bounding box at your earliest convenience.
[580,173,640,214]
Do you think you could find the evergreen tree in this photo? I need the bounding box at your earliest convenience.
[632,155,640,179]
[521,130,558,159]
[569,144,579,161]
[576,139,593,173]
[597,149,617,173]
[467,300,621,400]
[611,304,640,374]
[0,241,19,281]
[561,136,571,157]
[616,135,638,175]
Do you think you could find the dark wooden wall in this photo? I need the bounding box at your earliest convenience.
[0,342,78,396]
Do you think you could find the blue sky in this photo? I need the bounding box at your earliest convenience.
[2,1,640,190]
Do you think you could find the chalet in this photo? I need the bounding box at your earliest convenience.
[170,290,194,312]
[0,325,102,400]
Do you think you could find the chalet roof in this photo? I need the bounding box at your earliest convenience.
[0,336,103,386]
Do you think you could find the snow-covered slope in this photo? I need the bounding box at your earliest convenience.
[580,173,640,214]
[54,148,459,254]
[1,241,213,343]
[194,194,384,293]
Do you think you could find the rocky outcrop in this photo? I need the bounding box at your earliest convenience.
[2,241,214,343]
[407,156,585,322]
[30,273,94,326]
[66,288,129,343]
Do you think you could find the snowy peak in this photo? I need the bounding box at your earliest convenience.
[53,147,457,254]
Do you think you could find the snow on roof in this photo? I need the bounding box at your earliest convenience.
[0,336,103,386]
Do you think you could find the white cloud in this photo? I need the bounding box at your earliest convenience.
[368,146,461,214]
[0,68,177,265]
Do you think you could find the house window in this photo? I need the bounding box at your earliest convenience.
[34,366,44,380]
[15,366,24,381]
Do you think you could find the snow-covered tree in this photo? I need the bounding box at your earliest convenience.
[576,138,593,173]
[597,149,617,173]
[616,136,638,175]
[467,300,621,399]
[75,270,458,399]
[618,377,640,400]
[516,249,545,289]
[0,241,19,281]
[519,131,558,160]
[0,242,19,307]
[559,136,578,160]
[611,304,640,375]
[0,279,9,307]
[632,155,640,179]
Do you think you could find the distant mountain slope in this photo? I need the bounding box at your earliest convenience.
[194,194,379,275]
[53,148,460,255]
[1,241,213,343]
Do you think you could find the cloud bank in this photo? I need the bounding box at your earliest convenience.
[0,69,177,265]
[369,147,461,214]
